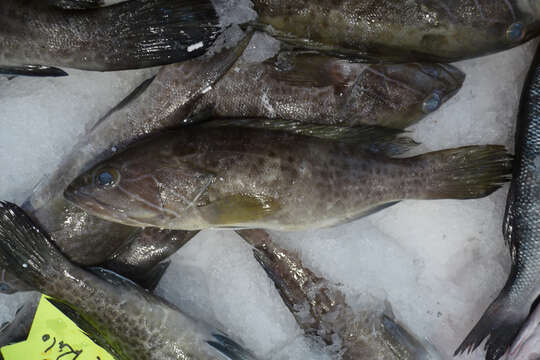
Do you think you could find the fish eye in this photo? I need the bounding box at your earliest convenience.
[95,168,119,188]
[422,92,441,113]
[506,22,525,43]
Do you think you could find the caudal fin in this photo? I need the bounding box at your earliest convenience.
[91,0,221,70]
[455,290,529,360]
[0,202,64,290]
[411,146,513,200]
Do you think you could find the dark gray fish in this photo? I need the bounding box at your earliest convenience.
[455,45,540,360]
[0,0,220,76]
[0,202,259,360]
[252,0,540,62]
[237,229,439,360]
[195,54,465,129]
[65,126,512,231]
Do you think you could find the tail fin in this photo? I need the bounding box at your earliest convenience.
[208,333,259,360]
[410,146,513,200]
[0,202,63,290]
[91,0,221,70]
[455,289,529,360]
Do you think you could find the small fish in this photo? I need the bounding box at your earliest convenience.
[0,0,220,76]
[195,53,465,129]
[237,229,439,359]
[506,303,540,360]
[65,126,512,231]
[0,202,259,360]
[252,0,540,62]
[455,45,540,360]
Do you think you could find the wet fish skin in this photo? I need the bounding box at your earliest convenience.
[65,126,512,231]
[25,35,251,214]
[252,0,540,62]
[49,0,128,10]
[0,0,220,74]
[238,229,438,360]
[455,46,540,360]
[0,202,258,360]
[195,54,465,129]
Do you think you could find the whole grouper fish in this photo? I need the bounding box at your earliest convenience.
[65,126,512,231]
[252,0,540,62]
[456,45,540,359]
[194,54,465,129]
[0,202,259,360]
[0,0,220,76]
[238,229,440,359]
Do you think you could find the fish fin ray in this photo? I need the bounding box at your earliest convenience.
[0,65,68,77]
[88,0,221,70]
[411,146,513,200]
[455,290,528,360]
[91,76,156,131]
[201,118,418,156]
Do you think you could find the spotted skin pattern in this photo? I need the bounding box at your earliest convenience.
[252,0,540,62]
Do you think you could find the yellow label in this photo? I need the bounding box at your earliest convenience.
[1,295,115,360]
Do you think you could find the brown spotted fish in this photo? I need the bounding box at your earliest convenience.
[194,54,465,129]
[238,229,441,360]
[252,0,540,62]
[0,0,220,76]
[65,126,512,231]
[0,202,259,360]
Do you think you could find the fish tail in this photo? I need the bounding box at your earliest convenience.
[0,202,65,291]
[95,0,221,70]
[411,145,513,200]
[208,333,259,360]
[455,286,529,360]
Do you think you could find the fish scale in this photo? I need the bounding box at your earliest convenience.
[456,45,540,360]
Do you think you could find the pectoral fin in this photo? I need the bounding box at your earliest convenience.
[199,194,279,226]
[0,65,68,77]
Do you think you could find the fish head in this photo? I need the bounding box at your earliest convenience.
[64,137,216,229]
[352,62,465,129]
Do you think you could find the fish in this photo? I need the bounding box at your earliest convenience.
[237,229,440,360]
[0,0,220,76]
[251,0,540,62]
[65,126,513,231]
[194,53,465,129]
[0,297,39,347]
[0,202,259,360]
[506,303,540,360]
[455,45,540,360]
[25,34,251,213]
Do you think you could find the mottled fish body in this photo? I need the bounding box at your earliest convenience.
[456,45,540,360]
[0,203,258,360]
[238,229,439,360]
[65,126,512,231]
[252,0,540,62]
[0,0,220,75]
[195,54,465,129]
